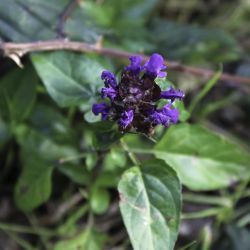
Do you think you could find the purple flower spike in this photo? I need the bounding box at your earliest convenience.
[125,55,143,75]
[92,103,110,120]
[101,70,117,88]
[144,53,167,78]
[101,87,117,100]
[160,87,185,102]
[92,53,184,135]
[119,110,134,129]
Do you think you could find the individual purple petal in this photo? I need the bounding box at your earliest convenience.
[149,104,179,127]
[162,104,179,124]
[125,55,143,75]
[101,87,117,100]
[101,70,117,88]
[149,110,169,127]
[144,53,167,78]
[160,87,185,102]
[92,102,110,120]
[119,110,134,128]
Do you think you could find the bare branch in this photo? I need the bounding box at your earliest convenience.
[1,39,250,85]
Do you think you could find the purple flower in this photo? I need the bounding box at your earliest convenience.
[101,87,117,100]
[92,103,110,120]
[91,53,184,135]
[119,110,134,128]
[160,87,185,102]
[144,53,167,78]
[125,55,143,75]
[101,70,117,88]
[149,104,179,127]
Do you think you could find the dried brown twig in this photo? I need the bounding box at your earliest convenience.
[1,39,250,85]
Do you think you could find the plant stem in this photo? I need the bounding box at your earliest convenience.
[120,138,140,166]
[183,192,231,207]
[0,222,57,237]
[4,231,35,250]
[182,207,222,219]
[189,67,222,114]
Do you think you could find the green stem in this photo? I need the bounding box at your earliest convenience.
[232,178,250,205]
[5,231,35,250]
[57,152,89,164]
[178,241,197,250]
[0,222,57,237]
[120,138,140,166]
[183,193,231,207]
[188,66,222,115]
[237,213,250,227]
[182,207,222,219]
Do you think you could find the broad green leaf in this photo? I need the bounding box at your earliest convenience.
[85,0,159,27]
[155,123,250,190]
[216,225,250,250]
[31,52,105,107]
[30,103,76,144]
[0,0,100,42]
[118,159,181,250]
[54,228,106,250]
[14,125,79,210]
[15,155,53,211]
[0,67,37,123]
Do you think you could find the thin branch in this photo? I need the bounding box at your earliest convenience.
[1,39,250,85]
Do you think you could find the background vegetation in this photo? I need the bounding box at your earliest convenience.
[0,0,250,249]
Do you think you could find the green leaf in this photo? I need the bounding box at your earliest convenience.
[54,228,106,250]
[86,153,98,171]
[118,159,181,250]
[90,187,110,215]
[217,225,250,250]
[155,123,250,190]
[57,164,90,185]
[31,52,106,107]
[0,67,37,123]
[103,148,127,171]
[150,19,241,63]
[14,125,79,210]
[0,0,101,42]
[29,103,76,144]
[0,117,11,150]
[14,155,53,211]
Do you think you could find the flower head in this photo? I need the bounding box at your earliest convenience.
[92,53,184,135]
